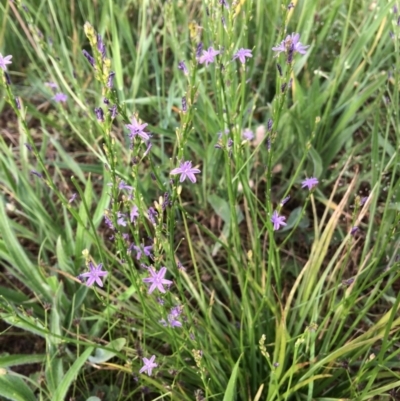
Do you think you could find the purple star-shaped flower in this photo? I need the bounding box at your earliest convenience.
[232,48,252,64]
[0,53,12,71]
[271,210,287,231]
[178,60,189,75]
[133,244,153,260]
[53,93,68,103]
[170,161,201,183]
[272,33,309,56]
[198,47,220,66]
[242,128,254,140]
[143,266,172,294]
[118,180,133,191]
[160,314,182,328]
[160,306,183,328]
[130,205,139,222]
[125,117,149,141]
[301,177,318,190]
[117,212,127,227]
[80,261,108,287]
[139,355,157,376]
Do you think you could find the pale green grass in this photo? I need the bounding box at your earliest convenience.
[1,0,400,400]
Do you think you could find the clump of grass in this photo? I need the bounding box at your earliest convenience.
[1,0,400,400]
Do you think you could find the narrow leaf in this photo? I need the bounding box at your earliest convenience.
[223,354,242,401]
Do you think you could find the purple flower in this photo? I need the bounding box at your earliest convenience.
[301,177,319,190]
[178,60,188,75]
[160,316,179,328]
[170,161,201,183]
[118,180,133,191]
[272,33,309,56]
[130,205,139,222]
[109,104,118,118]
[280,195,290,206]
[68,193,77,203]
[271,210,287,231]
[125,117,149,141]
[232,48,252,64]
[107,71,115,88]
[80,261,108,287]
[133,244,153,260]
[15,97,21,109]
[350,226,359,236]
[162,192,171,210]
[160,306,183,328]
[177,261,186,272]
[94,107,104,122]
[166,314,182,328]
[196,42,203,58]
[117,212,127,227]
[219,0,229,8]
[0,53,12,71]
[242,128,254,141]
[53,93,68,103]
[217,129,230,139]
[360,196,368,206]
[30,170,42,178]
[276,63,283,76]
[4,72,11,85]
[266,136,271,150]
[97,34,106,58]
[198,46,220,66]
[104,214,115,230]
[170,306,182,317]
[182,96,187,112]
[143,141,152,157]
[342,278,355,286]
[24,143,32,151]
[45,82,58,89]
[139,355,157,376]
[82,49,95,67]
[148,207,158,224]
[142,266,172,294]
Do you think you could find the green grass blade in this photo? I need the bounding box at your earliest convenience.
[52,346,94,401]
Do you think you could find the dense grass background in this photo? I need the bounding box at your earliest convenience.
[1,0,400,400]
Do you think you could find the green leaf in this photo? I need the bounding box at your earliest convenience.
[223,354,242,401]
[0,354,45,368]
[208,194,244,224]
[280,207,309,232]
[75,176,93,259]
[208,194,231,223]
[0,374,37,401]
[309,147,323,179]
[56,236,73,274]
[52,347,94,401]
[0,198,51,301]
[88,338,126,364]
[46,283,64,394]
